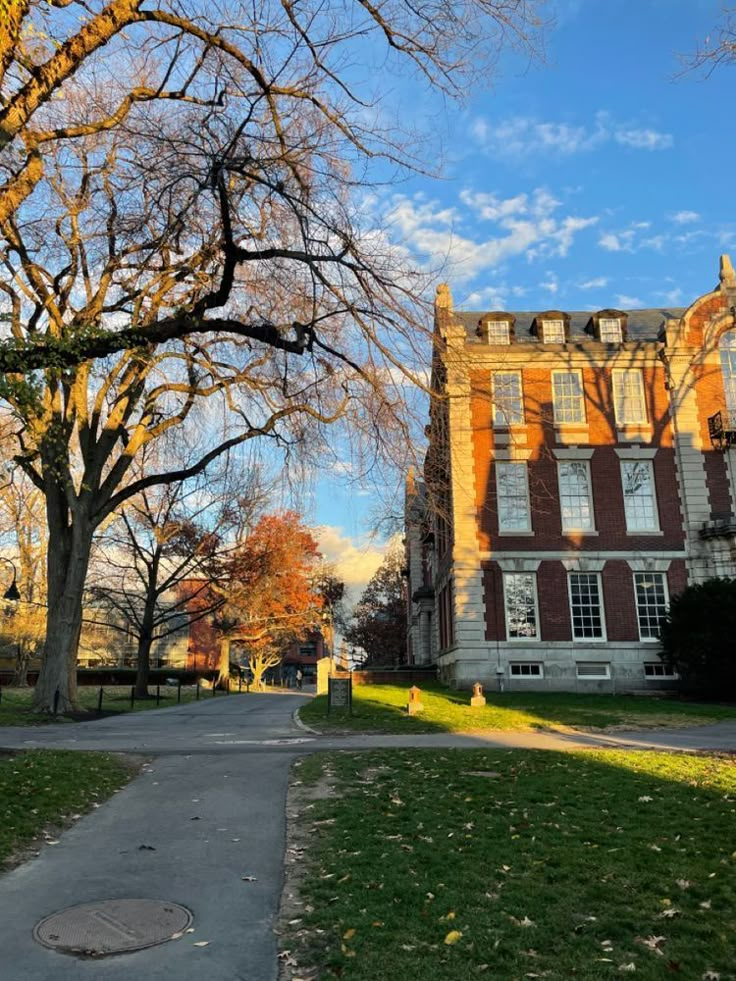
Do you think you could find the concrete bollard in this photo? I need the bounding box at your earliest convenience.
[470,681,486,708]
[407,685,424,715]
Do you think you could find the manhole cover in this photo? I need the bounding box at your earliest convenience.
[33,899,192,957]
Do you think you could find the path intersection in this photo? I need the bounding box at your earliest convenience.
[1,693,735,980]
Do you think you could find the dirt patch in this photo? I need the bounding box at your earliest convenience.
[276,762,338,981]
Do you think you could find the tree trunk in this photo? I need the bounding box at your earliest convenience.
[135,630,153,698]
[10,640,32,687]
[250,655,266,691]
[216,637,231,689]
[32,521,92,714]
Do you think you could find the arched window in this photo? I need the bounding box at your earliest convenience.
[720,330,736,415]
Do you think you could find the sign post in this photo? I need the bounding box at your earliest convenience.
[327,675,352,716]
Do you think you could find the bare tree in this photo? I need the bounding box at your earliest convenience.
[0,421,46,684]
[0,3,546,712]
[682,7,736,74]
[89,457,266,696]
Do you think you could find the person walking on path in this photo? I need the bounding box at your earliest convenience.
[296,668,303,690]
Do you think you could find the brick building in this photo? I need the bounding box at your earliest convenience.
[405,256,736,691]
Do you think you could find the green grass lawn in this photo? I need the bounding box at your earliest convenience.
[0,684,241,726]
[299,683,736,733]
[285,749,736,980]
[0,750,135,867]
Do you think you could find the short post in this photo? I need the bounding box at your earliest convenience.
[496,667,505,694]
[238,673,242,693]
[226,676,230,694]
[97,686,104,714]
[470,681,486,709]
[177,679,182,704]
[407,685,424,716]
[130,686,135,708]
[212,679,217,697]
[156,684,161,706]
[196,681,200,701]
[53,687,60,716]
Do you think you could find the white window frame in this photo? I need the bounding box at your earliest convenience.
[541,319,565,344]
[599,317,623,343]
[558,460,595,532]
[576,661,611,679]
[496,462,531,532]
[510,662,544,678]
[552,370,586,424]
[634,571,669,641]
[613,369,647,425]
[568,572,606,641]
[719,329,736,416]
[503,572,540,642]
[621,460,660,533]
[492,371,524,427]
[486,320,511,345]
[644,662,678,680]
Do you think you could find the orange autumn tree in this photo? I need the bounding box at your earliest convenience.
[217,512,323,689]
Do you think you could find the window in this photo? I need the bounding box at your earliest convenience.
[541,319,565,344]
[569,572,605,639]
[558,461,594,531]
[644,662,677,679]
[599,317,623,343]
[510,662,543,677]
[503,573,539,640]
[493,371,524,426]
[576,661,611,678]
[486,320,511,344]
[613,369,647,424]
[634,572,668,640]
[621,460,659,532]
[720,329,736,416]
[552,371,585,424]
[496,462,531,532]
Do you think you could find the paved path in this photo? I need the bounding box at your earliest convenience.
[1,693,735,981]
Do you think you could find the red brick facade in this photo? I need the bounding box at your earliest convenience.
[405,259,736,690]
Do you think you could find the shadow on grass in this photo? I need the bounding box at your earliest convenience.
[289,747,736,980]
[299,682,736,735]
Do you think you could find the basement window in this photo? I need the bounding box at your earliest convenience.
[510,662,543,677]
[576,661,611,679]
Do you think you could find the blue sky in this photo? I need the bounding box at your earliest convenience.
[310,0,734,596]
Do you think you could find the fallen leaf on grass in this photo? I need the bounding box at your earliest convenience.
[701,973,719,980]
[444,930,463,945]
[699,900,712,909]
[637,935,666,955]
[675,879,691,890]
[657,908,681,919]
[619,964,636,972]
[638,796,653,803]
[343,929,356,940]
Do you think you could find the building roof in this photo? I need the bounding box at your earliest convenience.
[454,308,686,344]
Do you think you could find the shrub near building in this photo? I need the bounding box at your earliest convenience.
[659,578,736,699]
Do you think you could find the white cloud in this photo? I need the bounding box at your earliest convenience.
[614,128,673,150]
[315,526,386,605]
[598,232,630,252]
[577,276,609,289]
[470,110,673,159]
[669,210,700,224]
[658,287,684,305]
[616,294,643,307]
[386,188,597,281]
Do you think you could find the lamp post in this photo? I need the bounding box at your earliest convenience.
[0,557,20,603]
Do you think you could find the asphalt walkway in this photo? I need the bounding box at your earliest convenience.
[1,693,735,981]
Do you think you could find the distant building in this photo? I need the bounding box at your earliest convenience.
[405,256,736,691]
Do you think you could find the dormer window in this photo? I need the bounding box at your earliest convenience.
[486,320,511,344]
[599,317,623,343]
[541,319,566,344]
